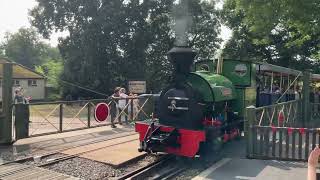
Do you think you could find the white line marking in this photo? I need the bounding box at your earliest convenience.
[235,176,254,179]
[192,158,232,180]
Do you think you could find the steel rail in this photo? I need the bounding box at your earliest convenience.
[116,155,174,180]
[0,132,138,166]
[37,138,138,167]
[116,154,188,180]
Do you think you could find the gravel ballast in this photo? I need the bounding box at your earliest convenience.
[42,155,159,180]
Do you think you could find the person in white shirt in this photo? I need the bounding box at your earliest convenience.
[129,93,139,119]
[118,88,128,124]
[295,87,301,100]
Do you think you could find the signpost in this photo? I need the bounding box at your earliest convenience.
[128,81,146,94]
[94,103,110,122]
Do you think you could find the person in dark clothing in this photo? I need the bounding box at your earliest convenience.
[66,94,72,106]
[110,87,121,128]
[14,88,28,104]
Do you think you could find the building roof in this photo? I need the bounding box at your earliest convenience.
[0,58,45,79]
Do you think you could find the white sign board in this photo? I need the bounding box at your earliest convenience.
[128,81,146,94]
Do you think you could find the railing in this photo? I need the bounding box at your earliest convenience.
[253,100,302,127]
[247,126,318,161]
[13,95,155,138]
[245,100,317,161]
[311,103,320,125]
[112,95,155,123]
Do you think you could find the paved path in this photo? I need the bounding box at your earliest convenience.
[193,139,310,180]
[62,134,145,167]
[193,158,307,180]
[0,125,135,163]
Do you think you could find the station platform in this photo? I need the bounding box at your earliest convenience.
[193,139,309,180]
[193,158,307,180]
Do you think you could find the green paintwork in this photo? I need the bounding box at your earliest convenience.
[187,71,236,102]
[233,88,245,117]
[222,59,256,87]
[232,87,257,117]
[219,59,257,117]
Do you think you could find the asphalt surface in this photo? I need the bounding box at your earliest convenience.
[193,139,309,180]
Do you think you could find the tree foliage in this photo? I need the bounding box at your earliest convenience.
[0,27,63,99]
[30,0,221,97]
[35,60,63,89]
[0,28,59,69]
[222,0,320,71]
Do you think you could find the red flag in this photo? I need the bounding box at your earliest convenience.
[278,111,285,123]
[287,127,293,135]
[271,126,277,133]
[223,133,229,142]
[299,128,305,134]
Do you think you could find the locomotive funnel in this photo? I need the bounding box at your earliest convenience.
[168,46,197,84]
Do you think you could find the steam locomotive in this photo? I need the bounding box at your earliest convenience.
[135,46,258,157]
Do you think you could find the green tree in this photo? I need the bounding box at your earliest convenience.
[222,0,320,71]
[234,0,320,48]
[35,60,63,99]
[30,0,221,96]
[1,28,51,68]
[0,27,64,99]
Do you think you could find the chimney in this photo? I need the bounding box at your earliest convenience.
[168,47,197,84]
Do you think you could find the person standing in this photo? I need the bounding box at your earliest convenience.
[118,88,128,124]
[66,94,72,106]
[295,86,301,100]
[14,87,29,104]
[110,87,121,128]
[129,93,139,120]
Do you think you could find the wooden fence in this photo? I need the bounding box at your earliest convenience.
[245,100,319,162]
[247,126,320,161]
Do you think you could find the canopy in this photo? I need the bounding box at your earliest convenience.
[256,63,302,76]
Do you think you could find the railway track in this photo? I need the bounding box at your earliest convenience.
[117,155,187,180]
[0,132,138,166]
[36,138,138,167]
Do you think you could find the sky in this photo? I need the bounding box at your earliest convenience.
[0,0,65,46]
[0,0,232,47]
